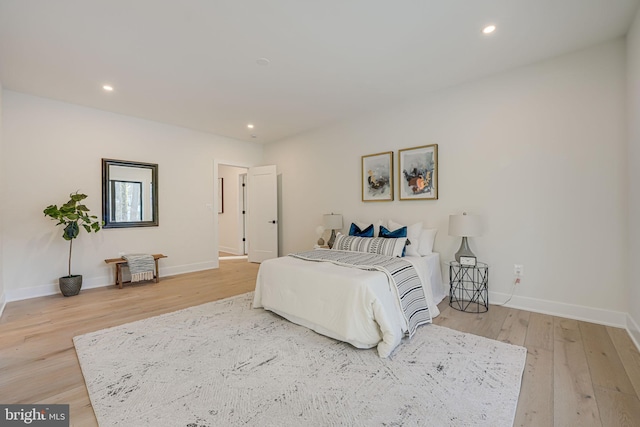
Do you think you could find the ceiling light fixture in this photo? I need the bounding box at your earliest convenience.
[482,25,496,35]
[256,57,270,66]
[102,85,114,91]
[247,124,254,129]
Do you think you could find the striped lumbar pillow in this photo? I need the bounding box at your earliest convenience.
[332,233,407,257]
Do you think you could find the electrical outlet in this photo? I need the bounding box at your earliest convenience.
[514,264,524,277]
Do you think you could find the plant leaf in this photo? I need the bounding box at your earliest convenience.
[70,192,87,202]
[64,221,80,240]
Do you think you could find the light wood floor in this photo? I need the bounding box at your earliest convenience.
[1,259,639,426]
[218,251,238,258]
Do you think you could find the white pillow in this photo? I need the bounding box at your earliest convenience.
[418,228,438,255]
[332,233,407,257]
[387,220,423,257]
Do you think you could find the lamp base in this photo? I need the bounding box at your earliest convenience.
[454,237,476,262]
[328,230,337,249]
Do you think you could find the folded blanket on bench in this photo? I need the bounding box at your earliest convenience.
[123,254,155,282]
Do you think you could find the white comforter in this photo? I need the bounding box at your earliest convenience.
[252,251,441,357]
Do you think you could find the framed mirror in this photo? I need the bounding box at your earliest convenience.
[102,158,158,228]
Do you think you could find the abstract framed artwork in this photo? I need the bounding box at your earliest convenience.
[362,151,393,202]
[398,144,438,200]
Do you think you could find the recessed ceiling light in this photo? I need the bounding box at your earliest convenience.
[247,124,254,129]
[251,134,257,138]
[102,85,114,91]
[256,57,270,66]
[482,25,496,35]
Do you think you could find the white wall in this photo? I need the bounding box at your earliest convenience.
[0,81,5,315]
[1,91,263,301]
[264,39,629,326]
[627,8,640,347]
[218,164,248,254]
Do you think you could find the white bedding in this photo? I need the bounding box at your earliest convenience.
[252,251,445,357]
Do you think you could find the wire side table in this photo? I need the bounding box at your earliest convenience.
[449,261,489,313]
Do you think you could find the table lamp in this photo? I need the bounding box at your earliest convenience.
[448,212,482,262]
[323,213,343,249]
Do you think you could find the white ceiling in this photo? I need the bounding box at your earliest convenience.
[0,1,638,143]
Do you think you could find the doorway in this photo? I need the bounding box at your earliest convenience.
[218,164,249,260]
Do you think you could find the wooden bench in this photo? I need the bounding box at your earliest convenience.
[104,254,167,289]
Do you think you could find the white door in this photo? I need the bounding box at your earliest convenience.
[248,165,278,263]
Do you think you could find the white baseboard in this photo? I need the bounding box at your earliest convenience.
[5,260,219,303]
[489,291,627,328]
[0,292,6,318]
[627,314,640,352]
[7,274,115,302]
[219,245,243,255]
[160,260,218,277]
[219,255,249,260]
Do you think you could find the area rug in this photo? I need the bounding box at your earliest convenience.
[74,293,526,426]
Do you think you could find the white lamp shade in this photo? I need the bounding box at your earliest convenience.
[448,213,482,237]
[323,214,343,230]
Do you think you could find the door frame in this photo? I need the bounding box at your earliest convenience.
[213,159,252,265]
[239,173,248,255]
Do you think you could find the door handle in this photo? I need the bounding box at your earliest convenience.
[267,220,277,224]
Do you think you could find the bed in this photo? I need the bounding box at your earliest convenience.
[252,246,445,358]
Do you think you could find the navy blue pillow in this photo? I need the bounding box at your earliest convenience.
[349,223,374,237]
[379,225,408,256]
[379,225,407,238]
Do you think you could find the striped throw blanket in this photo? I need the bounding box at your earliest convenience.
[289,250,431,338]
[123,254,155,282]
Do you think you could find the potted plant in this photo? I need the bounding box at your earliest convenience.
[43,191,101,296]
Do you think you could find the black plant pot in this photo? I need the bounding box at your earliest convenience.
[59,275,83,297]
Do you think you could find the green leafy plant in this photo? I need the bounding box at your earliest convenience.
[43,192,101,277]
